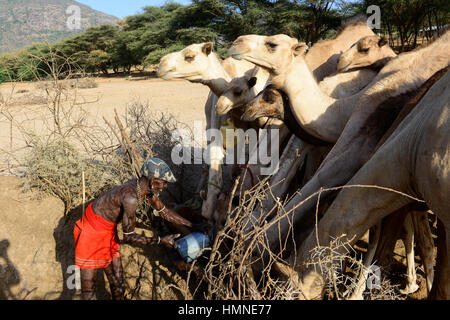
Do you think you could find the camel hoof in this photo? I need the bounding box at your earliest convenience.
[347,294,364,300]
[399,283,419,295]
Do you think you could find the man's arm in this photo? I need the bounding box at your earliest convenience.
[149,195,193,228]
[122,197,179,248]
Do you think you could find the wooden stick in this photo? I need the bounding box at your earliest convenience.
[103,116,140,178]
[114,109,143,171]
[82,170,85,215]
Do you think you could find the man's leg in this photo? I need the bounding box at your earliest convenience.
[80,268,97,300]
[104,257,125,300]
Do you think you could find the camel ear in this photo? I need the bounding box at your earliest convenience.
[293,42,308,56]
[202,42,214,56]
[378,37,388,47]
[247,77,257,89]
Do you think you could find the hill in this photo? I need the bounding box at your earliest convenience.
[0,0,118,53]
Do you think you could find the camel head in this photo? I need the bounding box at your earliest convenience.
[241,85,284,122]
[158,42,216,81]
[216,67,259,115]
[337,35,395,73]
[228,34,308,76]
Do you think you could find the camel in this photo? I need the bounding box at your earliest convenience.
[228,29,450,289]
[158,42,261,221]
[293,68,450,299]
[303,17,376,82]
[241,85,435,297]
[337,35,397,73]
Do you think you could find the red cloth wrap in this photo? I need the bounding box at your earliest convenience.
[73,202,120,269]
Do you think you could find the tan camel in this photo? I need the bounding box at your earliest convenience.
[337,35,397,73]
[294,69,450,299]
[158,42,255,221]
[304,18,375,82]
[228,30,450,279]
[241,85,434,298]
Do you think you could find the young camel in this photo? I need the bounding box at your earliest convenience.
[228,30,450,277]
[304,17,376,82]
[337,35,397,73]
[293,68,450,300]
[242,85,434,297]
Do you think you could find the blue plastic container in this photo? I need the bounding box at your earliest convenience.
[176,232,211,263]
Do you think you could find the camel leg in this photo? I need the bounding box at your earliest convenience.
[430,219,450,299]
[399,213,420,294]
[373,207,409,268]
[201,96,224,221]
[295,136,414,299]
[412,211,435,295]
[259,135,306,212]
[348,223,381,300]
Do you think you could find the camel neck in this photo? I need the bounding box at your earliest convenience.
[276,57,361,142]
[278,89,333,147]
[199,55,231,96]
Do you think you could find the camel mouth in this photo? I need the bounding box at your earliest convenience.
[228,47,247,60]
[157,68,175,80]
[216,106,231,116]
[241,109,259,122]
[337,63,351,73]
[216,101,234,116]
[230,53,244,61]
[239,55,274,72]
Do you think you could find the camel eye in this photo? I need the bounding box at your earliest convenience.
[234,89,242,97]
[266,42,277,49]
[185,55,195,62]
[263,91,274,103]
[359,48,369,54]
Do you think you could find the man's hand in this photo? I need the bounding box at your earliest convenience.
[159,234,181,248]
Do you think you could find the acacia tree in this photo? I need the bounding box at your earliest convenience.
[364,0,449,51]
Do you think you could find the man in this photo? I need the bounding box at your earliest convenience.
[73,158,193,300]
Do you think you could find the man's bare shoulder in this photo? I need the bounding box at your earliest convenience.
[118,180,139,204]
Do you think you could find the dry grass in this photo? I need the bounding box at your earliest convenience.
[168,180,419,300]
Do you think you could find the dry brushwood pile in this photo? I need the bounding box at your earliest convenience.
[1,20,449,300]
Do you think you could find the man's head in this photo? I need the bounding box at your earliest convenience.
[140,158,176,194]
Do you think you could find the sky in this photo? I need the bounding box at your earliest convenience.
[76,0,193,19]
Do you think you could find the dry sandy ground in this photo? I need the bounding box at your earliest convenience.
[0,77,210,299]
[0,176,191,300]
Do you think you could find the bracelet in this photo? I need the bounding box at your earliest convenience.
[157,236,161,244]
[153,206,166,217]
